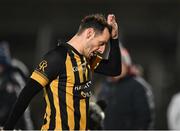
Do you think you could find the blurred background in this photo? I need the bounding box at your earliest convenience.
[0,0,179,129]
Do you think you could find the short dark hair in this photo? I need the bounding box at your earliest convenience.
[77,14,112,35]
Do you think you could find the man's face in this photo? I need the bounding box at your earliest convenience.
[84,28,110,59]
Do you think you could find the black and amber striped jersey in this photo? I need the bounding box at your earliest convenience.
[30,43,102,130]
[3,39,121,130]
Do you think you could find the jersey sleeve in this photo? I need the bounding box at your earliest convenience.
[30,47,66,87]
[94,38,121,76]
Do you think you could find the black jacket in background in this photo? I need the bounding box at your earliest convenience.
[98,75,154,130]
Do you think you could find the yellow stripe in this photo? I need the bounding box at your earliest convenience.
[41,89,51,130]
[80,99,86,130]
[85,66,88,81]
[66,54,75,129]
[90,55,102,70]
[93,55,102,69]
[50,78,62,130]
[30,71,49,87]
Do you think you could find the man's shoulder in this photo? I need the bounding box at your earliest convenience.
[46,44,68,58]
[40,44,69,66]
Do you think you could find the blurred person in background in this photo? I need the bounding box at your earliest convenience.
[0,41,34,130]
[3,14,121,130]
[167,92,180,130]
[88,99,107,130]
[97,45,155,130]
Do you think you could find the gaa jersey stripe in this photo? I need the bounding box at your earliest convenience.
[85,58,91,130]
[30,71,49,87]
[50,78,62,130]
[80,56,86,82]
[46,86,56,129]
[58,54,69,130]
[63,53,75,130]
[80,99,86,130]
[68,49,81,130]
[85,98,89,130]
[41,88,51,130]
[79,55,87,129]
[86,58,91,81]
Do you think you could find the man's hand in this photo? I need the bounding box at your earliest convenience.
[107,14,118,39]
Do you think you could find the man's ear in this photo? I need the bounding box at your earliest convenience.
[86,28,95,39]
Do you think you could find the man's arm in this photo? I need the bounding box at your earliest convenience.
[3,78,42,130]
[3,45,67,130]
[94,14,121,76]
[94,38,121,76]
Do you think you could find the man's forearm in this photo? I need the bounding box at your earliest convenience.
[94,38,121,76]
[4,78,42,130]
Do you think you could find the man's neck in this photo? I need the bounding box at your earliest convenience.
[67,35,84,55]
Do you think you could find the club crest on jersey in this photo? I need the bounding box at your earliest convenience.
[39,60,47,72]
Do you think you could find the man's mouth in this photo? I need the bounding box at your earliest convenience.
[90,52,97,57]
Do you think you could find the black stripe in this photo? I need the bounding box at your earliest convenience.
[85,59,91,130]
[46,87,56,130]
[58,61,69,130]
[86,98,89,130]
[68,50,81,130]
[80,57,86,82]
